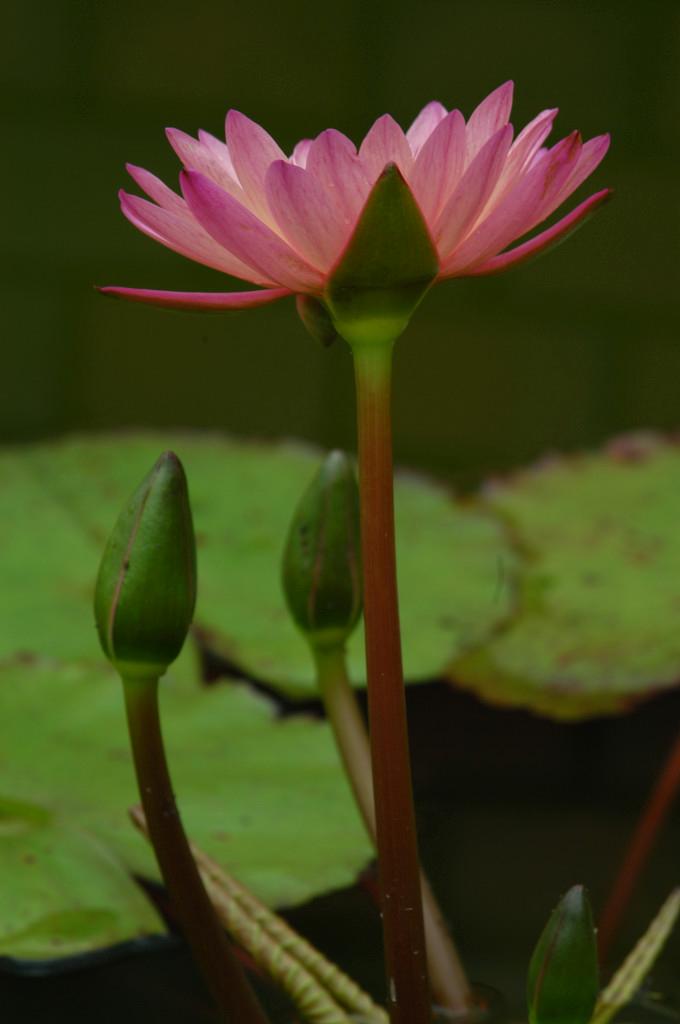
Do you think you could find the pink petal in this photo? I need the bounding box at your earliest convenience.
[542,133,611,219]
[359,113,414,181]
[98,285,291,311]
[495,108,558,195]
[465,81,514,163]
[532,132,581,218]
[406,100,448,156]
[119,191,270,283]
[126,164,186,213]
[181,169,324,291]
[462,188,613,276]
[524,131,583,227]
[225,110,287,223]
[434,124,513,258]
[409,109,466,225]
[265,160,348,271]
[291,138,313,167]
[305,128,372,226]
[166,128,243,197]
[441,132,581,275]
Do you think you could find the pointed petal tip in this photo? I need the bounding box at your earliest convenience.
[197,128,221,145]
[225,108,256,133]
[494,79,514,103]
[97,284,122,298]
[374,112,403,130]
[165,126,196,156]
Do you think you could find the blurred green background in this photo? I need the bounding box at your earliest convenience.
[4,0,678,486]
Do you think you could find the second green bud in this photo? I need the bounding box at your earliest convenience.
[527,885,599,1024]
[282,451,362,651]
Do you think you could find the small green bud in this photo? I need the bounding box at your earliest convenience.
[282,451,362,649]
[94,451,197,678]
[527,885,599,1024]
[295,295,338,347]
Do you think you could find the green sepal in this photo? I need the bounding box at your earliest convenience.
[527,885,599,1024]
[295,295,338,347]
[324,163,439,348]
[282,451,362,650]
[94,451,197,677]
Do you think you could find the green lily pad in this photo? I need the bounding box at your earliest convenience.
[0,795,163,960]
[0,657,371,959]
[6,432,515,696]
[0,446,102,663]
[449,434,680,719]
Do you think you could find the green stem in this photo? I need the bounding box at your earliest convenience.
[351,341,431,1024]
[314,646,471,1015]
[122,675,270,1024]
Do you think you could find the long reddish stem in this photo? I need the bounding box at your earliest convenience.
[313,646,471,1013]
[598,726,680,961]
[123,675,270,1024]
[352,341,431,1024]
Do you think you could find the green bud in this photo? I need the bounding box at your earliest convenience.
[94,451,197,678]
[527,885,599,1024]
[325,163,439,349]
[296,295,338,347]
[282,451,362,649]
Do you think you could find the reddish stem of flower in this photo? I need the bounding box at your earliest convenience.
[123,675,270,1024]
[352,342,432,1024]
[598,725,680,962]
[313,646,471,1014]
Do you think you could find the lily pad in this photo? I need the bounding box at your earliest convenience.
[0,795,163,960]
[449,433,680,719]
[0,658,371,959]
[0,446,102,663]
[7,432,515,695]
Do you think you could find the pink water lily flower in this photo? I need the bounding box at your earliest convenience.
[101,82,610,314]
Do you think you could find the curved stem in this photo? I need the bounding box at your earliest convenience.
[314,646,471,1014]
[598,725,680,962]
[351,341,431,1024]
[123,675,270,1024]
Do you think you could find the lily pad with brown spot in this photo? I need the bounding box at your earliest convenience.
[0,795,163,960]
[448,433,680,719]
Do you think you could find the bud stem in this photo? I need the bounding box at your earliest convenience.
[351,340,431,1024]
[122,674,270,1024]
[598,725,680,961]
[313,645,471,1014]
